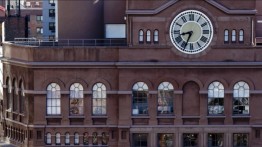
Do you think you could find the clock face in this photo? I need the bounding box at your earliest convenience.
[169,10,213,54]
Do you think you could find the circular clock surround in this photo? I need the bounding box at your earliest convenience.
[169,10,213,54]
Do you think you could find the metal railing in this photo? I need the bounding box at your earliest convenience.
[12,38,128,47]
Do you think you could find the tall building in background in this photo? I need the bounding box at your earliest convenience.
[42,0,56,40]
[2,0,262,147]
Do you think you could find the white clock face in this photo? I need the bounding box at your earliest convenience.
[169,10,213,54]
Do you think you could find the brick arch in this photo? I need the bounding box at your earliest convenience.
[155,77,179,90]
[181,78,204,90]
[204,78,229,90]
[89,78,112,91]
[127,78,154,91]
[229,77,255,90]
[67,78,88,90]
[41,78,66,90]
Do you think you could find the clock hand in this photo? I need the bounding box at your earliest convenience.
[184,31,193,49]
[180,31,192,36]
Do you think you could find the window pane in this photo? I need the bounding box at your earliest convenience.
[133,133,148,147]
[158,134,173,147]
[183,133,198,147]
[208,133,223,147]
[233,133,248,147]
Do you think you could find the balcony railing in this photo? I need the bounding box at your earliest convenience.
[11,38,128,47]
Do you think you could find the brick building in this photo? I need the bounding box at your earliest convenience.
[2,0,262,147]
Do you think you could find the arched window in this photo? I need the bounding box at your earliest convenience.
[46,133,51,145]
[92,83,106,115]
[232,29,236,42]
[153,30,159,43]
[139,30,144,43]
[65,132,70,145]
[19,81,25,113]
[6,77,11,110]
[46,83,61,115]
[208,81,224,115]
[102,132,109,145]
[239,29,244,42]
[55,133,61,145]
[70,83,84,116]
[132,82,148,115]
[92,132,98,145]
[146,30,151,43]
[224,29,229,43]
[13,79,17,111]
[83,132,89,145]
[233,81,249,115]
[74,133,79,145]
[158,82,174,114]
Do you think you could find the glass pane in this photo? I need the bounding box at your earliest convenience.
[158,134,173,147]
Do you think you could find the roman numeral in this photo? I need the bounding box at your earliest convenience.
[174,30,180,34]
[176,23,182,27]
[181,16,187,23]
[201,22,207,27]
[200,36,208,43]
[189,14,194,21]
[197,42,201,48]
[203,30,209,34]
[197,15,201,22]
[181,41,186,48]
[175,36,182,43]
[190,43,193,50]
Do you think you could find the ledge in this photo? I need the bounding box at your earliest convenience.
[45,116,62,119]
[232,115,251,118]
[91,116,108,118]
[68,116,85,119]
[206,115,226,118]
[181,116,200,119]
[156,115,176,119]
[131,116,150,119]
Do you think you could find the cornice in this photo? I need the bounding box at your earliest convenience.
[126,0,256,15]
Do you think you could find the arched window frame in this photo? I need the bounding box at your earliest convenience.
[224,29,229,43]
[12,79,17,111]
[146,30,151,43]
[157,82,174,115]
[92,132,98,145]
[139,29,144,43]
[92,83,107,115]
[132,82,149,115]
[83,132,89,145]
[233,81,249,115]
[74,133,79,145]
[46,83,61,115]
[46,133,51,145]
[55,133,61,145]
[70,83,84,116]
[239,29,244,43]
[232,29,236,42]
[153,29,159,43]
[19,81,25,113]
[208,81,224,115]
[65,132,70,145]
[6,77,11,110]
[102,132,109,145]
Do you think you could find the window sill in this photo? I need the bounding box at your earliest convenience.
[68,116,85,119]
[206,115,226,118]
[45,116,62,119]
[156,115,176,119]
[91,116,108,118]
[181,116,200,119]
[131,116,150,119]
[232,115,251,118]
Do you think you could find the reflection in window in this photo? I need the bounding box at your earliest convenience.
[158,133,173,147]
[47,83,61,115]
[139,30,144,43]
[233,81,249,115]
[74,133,79,145]
[92,83,106,115]
[83,132,89,145]
[224,29,229,43]
[154,30,159,43]
[239,29,244,42]
[132,82,148,115]
[70,83,84,115]
[208,133,223,147]
[158,82,174,114]
[65,132,70,145]
[133,133,148,147]
[208,81,224,115]
[92,132,98,145]
[146,30,151,43]
[233,133,248,147]
[232,29,236,42]
[46,133,51,145]
[102,132,109,145]
[55,133,61,145]
[183,133,198,147]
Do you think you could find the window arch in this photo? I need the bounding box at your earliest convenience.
[92,83,107,115]
[224,29,229,43]
[157,82,174,114]
[146,30,151,43]
[19,80,25,113]
[74,133,79,145]
[46,133,51,145]
[70,83,84,116]
[239,29,244,42]
[83,132,89,145]
[153,30,159,43]
[65,132,70,145]
[232,29,236,42]
[208,81,224,115]
[139,29,144,43]
[102,132,109,145]
[92,132,98,145]
[55,133,61,145]
[12,79,17,111]
[233,81,249,115]
[132,82,148,115]
[46,83,61,115]
[6,77,11,110]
